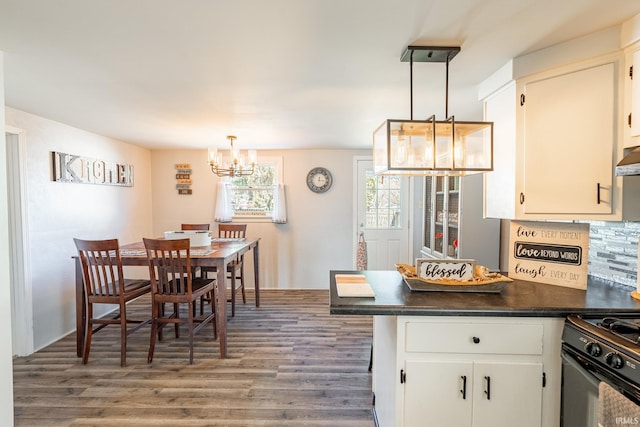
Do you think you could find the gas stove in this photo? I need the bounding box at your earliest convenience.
[563,315,640,385]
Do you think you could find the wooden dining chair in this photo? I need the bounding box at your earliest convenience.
[73,238,152,367]
[216,224,247,316]
[143,237,217,364]
[181,223,210,231]
[181,223,211,282]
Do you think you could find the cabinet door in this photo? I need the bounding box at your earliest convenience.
[403,359,473,427]
[631,50,640,138]
[472,361,543,427]
[484,82,517,219]
[521,63,614,214]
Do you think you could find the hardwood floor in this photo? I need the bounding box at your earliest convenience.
[13,290,375,426]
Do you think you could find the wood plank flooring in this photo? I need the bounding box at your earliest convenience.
[13,290,375,426]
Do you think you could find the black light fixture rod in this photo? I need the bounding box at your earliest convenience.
[445,53,450,118]
[410,50,414,120]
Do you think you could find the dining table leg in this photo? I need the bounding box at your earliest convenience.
[215,261,227,358]
[74,257,85,357]
[253,241,260,307]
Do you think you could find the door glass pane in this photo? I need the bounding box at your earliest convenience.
[365,172,402,229]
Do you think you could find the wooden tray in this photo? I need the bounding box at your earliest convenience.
[402,277,510,293]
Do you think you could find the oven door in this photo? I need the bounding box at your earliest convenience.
[562,344,640,427]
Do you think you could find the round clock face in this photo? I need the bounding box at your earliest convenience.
[307,167,333,193]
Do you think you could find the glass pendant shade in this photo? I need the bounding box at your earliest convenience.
[373,116,493,176]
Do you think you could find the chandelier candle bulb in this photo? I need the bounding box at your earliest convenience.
[248,150,257,165]
[207,148,219,165]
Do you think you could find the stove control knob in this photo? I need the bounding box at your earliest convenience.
[585,342,602,357]
[605,352,625,369]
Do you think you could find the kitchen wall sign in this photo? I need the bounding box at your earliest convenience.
[51,151,134,186]
[175,163,192,195]
[508,221,589,290]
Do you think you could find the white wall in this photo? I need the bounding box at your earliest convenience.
[1,51,16,427]
[5,107,153,351]
[151,148,370,288]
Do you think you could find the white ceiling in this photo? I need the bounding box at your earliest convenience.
[2,0,640,151]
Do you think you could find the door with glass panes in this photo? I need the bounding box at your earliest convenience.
[356,159,410,270]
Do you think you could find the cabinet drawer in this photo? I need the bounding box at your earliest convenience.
[404,321,543,355]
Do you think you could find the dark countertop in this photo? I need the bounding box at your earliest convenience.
[330,270,640,317]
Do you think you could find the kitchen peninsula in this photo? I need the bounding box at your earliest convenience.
[330,270,640,427]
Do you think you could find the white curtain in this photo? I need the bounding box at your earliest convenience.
[214,180,234,223]
[272,183,287,224]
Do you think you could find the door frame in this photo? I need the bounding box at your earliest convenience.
[6,125,34,356]
[352,155,414,269]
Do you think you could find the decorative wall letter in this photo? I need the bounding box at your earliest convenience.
[51,151,134,186]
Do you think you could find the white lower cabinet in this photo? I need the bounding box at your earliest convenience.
[372,316,563,427]
[403,359,542,427]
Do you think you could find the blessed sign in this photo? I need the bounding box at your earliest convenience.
[508,221,589,290]
[416,259,475,281]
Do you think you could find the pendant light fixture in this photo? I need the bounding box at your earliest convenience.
[208,135,257,178]
[373,46,493,176]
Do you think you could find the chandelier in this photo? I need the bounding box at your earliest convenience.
[373,46,493,176]
[208,135,257,178]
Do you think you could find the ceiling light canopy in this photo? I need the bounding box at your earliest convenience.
[373,46,493,176]
[208,135,257,178]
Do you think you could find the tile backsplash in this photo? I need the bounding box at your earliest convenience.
[588,221,640,290]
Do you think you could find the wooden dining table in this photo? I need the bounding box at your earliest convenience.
[74,237,261,359]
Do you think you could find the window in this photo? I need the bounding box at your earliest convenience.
[365,172,402,229]
[230,157,282,219]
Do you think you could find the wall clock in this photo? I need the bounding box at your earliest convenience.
[307,167,333,193]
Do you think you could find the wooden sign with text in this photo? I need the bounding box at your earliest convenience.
[416,259,476,281]
[175,163,192,195]
[508,221,589,290]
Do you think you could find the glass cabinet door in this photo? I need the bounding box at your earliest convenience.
[423,176,460,259]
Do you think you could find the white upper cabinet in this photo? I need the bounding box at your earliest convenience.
[628,50,640,142]
[484,81,517,219]
[481,27,640,221]
[518,62,615,215]
[623,13,640,147]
